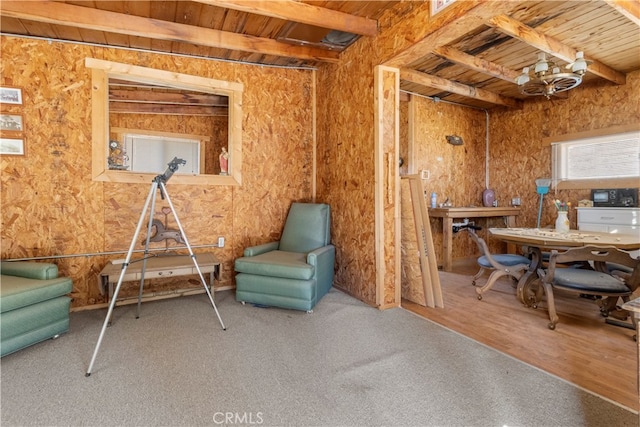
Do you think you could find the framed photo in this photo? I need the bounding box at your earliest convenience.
[0,113,24,132]
[0,137,25,155]
[0,87,23,105]
[431,0,456,15]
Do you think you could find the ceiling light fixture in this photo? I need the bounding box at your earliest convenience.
[515,52,588,99]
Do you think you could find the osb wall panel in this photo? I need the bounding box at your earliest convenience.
[231,65,314,250]
[315,0,463,305]
[489,71,640,239]
[0,36,314,307]
[316,39,379,304]
[409,96,492,261]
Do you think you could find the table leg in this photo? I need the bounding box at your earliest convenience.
[505,215,517,254]
[635,312,639,423]
[516,246,542,306]
[209,271,215,300]
[442,217,453,272]
[107,281,115,326]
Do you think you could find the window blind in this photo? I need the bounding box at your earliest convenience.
[552,131,640,184]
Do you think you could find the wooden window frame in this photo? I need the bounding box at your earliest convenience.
[546,123,640,190]
[87,58,243,186]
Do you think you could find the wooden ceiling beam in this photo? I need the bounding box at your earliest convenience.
[488,14,626,85]
[109,90,229,106]
[602,0,640,27]
[109,102,228,116]
[195,0,378,36]
[433,46,520,83]
[0,1,340,63]
[400,69,522,109]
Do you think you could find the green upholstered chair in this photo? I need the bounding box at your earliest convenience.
[537,245,640,331]
[234,203,335,312]
[1,261,73,357]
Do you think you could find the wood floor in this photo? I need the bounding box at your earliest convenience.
[402,258,639,413]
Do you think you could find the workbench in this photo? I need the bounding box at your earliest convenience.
[428,206,520,272]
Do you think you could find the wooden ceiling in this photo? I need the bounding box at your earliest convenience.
[1,1,639,110]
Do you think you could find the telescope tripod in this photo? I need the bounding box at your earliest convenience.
[86,167,226,376]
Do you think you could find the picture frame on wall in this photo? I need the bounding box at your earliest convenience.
[0,137,25,155]
[431,0,456,15]
[0,114,24,132]
[0,87,23,105]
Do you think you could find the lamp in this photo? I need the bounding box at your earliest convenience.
[516,52,588,99]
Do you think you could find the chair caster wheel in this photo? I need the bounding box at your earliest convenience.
[471,280,476,286]
[548,323,556,330]
[477,294,482,301]
[241,301,245,305]
[306,309,313,314]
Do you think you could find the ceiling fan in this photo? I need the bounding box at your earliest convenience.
[515,52,590,98]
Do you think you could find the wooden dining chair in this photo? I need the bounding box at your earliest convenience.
[537,245,640,331]
[460,227,531,300]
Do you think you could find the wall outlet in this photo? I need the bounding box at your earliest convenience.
[511,197,521,206]
[421,170,430,180]
[218,237,225,248]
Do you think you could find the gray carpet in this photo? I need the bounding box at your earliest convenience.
[1,289,636,426]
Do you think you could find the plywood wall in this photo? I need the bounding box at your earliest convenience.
[314,2,435,306]
[317,0,639,307]
[315,40,379,304]
[406,95,494,260]
[489,71,640,233]
[0,36,314,307]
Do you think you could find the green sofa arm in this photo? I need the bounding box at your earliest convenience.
[244,241,280,257]
[307,244,336,298]
[0,261,59,280]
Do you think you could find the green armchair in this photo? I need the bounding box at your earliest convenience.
[234,203,335,312]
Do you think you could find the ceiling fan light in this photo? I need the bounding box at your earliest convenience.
[534,59,549,75]
[572,52,588,74]
[516,72,530,86]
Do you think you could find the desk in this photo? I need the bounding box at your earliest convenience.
[428,207,520,271]
[98,253,220,305]
[489,228,640,304]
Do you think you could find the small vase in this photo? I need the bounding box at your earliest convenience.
[555,211,570,234]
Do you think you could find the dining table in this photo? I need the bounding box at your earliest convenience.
[489,227,640,305]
